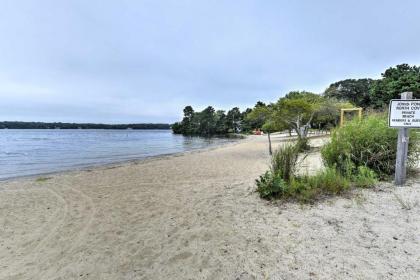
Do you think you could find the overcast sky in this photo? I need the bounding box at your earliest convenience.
[1,0,420,123]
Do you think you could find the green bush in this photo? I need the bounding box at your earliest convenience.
[352,166,377,188]
[257,165,351,202]
[256,171,288,199]
[321,114,420,179]
[305,167,350,194]
[270,143,300,182]
[256,143,300,199]
[288,167,350,202]
[288,179,319,203]
[256,116,406,202]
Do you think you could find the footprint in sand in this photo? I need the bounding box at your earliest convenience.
[168,252,193,263]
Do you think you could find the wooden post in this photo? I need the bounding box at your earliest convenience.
[395,92,413,185]
[340,109,344,127]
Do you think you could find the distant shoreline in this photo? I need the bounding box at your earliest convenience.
[0,128,172,130]
[0,121,171,130]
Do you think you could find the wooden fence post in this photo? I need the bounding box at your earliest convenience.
[395,92,413,186]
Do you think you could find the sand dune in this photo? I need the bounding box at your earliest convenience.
[0,135,419,279]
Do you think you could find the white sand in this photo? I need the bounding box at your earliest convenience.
[0,135,419,279]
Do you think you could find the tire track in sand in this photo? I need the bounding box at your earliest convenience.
[2,185,96,279]
[0,187,69,278]
[38,185,97,279]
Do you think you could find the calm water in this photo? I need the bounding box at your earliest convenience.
[0,129,237,180]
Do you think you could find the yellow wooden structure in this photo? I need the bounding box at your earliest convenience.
[340,108,362,126]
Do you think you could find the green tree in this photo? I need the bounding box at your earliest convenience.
[171,122,183,134]
[240,108,253,132]
[312,99,353,130]
[262,120,278,155]
[324,79,375,108]
[273,91,322,139]
[370,64,420,108]
[180,106,195,134]
[173,105,245,136]
[198,106,217,136]
[226,107,241,133]
[284,91,322,102]
[246,103,276,154]
[245,102,269,130]
[215,110,228,134]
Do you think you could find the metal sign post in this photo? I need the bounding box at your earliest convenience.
[389,92,416,185]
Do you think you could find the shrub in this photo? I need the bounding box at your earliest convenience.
[257,166,351,202]
[256,143,300,199]
[288,167,350,202]
[321,114,420,179]
[295,137,310,152]
[288,179,320,203]
[305,167,350,194]
[270,143,300,182]
[256,171,288,199]
[256,117,398,202]
[352,166,377,188]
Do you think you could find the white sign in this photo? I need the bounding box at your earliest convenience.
[389,99,420,128]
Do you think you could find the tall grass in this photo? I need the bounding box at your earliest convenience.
[270,143,299,182]
[256,142,300,199]
[289,167,351,203]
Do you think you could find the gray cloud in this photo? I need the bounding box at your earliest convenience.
[1,0,420,123]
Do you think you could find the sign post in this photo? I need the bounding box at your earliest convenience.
[388,92,419,185]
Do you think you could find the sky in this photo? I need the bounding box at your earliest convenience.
[1,0,420,123]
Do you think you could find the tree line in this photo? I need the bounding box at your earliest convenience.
[172,93,348,138]
[172,63,420,137]
[0,121,171,130]
[171,106,250,136]
[324,63,420,108]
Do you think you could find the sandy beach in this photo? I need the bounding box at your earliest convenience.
[0,135,419,280]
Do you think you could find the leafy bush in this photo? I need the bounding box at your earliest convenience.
[352,166,377,188]
[256,171,288,199]
[321,114,420,179]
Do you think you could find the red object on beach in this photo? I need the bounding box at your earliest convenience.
[254,129,262,135]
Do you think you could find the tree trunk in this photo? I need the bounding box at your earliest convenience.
[268,132,272,155]
[294,112,314,139]
[299,126,306,138]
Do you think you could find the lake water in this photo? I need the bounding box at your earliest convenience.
[0,129,237,180]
